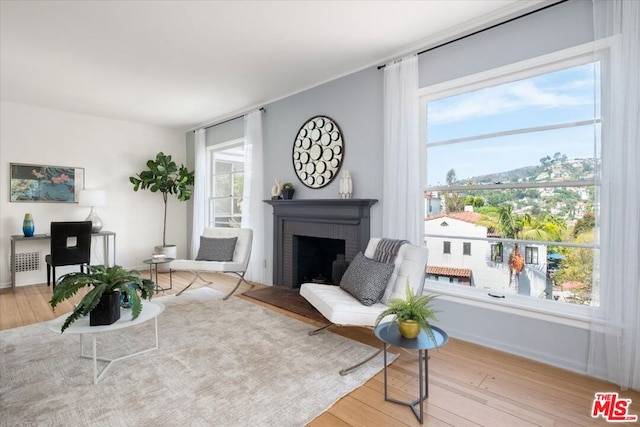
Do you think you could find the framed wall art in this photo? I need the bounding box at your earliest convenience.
[292,115,343,189]
[10,163,85,203]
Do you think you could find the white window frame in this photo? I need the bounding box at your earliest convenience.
[463,242,471,256]
[525,246,539,265]
[418,41,609,326]
[207,138,245,228]
[491,242,503,263]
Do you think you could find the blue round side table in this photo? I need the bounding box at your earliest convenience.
[374,322,449,424]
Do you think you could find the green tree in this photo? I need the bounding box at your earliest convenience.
[444,168,464,213]
[446,169,457,185]
[464,196,485,208]
[573,211,595,238]
[553,231,594,293]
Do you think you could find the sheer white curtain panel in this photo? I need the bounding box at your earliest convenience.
[382,55,421,244]
[589,0,640,391]
[190,128,207,259]
[242,110,266,284]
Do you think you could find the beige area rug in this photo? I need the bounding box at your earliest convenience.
[0,287,392,427]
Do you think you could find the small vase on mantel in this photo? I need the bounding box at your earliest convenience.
[22,213,35,237]
[339,171,353,199]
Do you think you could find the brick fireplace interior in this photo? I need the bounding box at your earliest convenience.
[264,199,378,288]
[294,236,345,286]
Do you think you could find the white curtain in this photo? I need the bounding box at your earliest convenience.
[242,110,266,284]
[589,0,640,391]
[382,55,421,244]
[190,128,207,259]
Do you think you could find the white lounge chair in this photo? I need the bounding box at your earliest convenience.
[300,237,429,375]
[172,227,253,300]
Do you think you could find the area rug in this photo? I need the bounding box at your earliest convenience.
[0,288,390,427]
[242,286,328,323]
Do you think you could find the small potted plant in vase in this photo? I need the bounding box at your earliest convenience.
[375,282,439,341]
[282,182,295,199]
[50,265,155,333]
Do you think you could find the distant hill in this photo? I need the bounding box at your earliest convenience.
[469,165,541,184]
[460,157,596,185]
[449,155,596,220]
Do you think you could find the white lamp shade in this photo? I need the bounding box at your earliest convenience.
[78,190,107,207]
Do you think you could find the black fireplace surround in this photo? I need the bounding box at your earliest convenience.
[264,199,378,288]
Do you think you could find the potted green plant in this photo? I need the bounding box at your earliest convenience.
[375,282,439,341]
[282,182,295,199]
[50,265,155,333]
[129,152,195,260]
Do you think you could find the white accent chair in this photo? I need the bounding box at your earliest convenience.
[300,238,429,375]
[171,227,254,300]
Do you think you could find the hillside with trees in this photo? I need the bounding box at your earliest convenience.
[441,153,596,304]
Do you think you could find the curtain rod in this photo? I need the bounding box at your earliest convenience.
[377,0,568,70]
[196,107,265,132]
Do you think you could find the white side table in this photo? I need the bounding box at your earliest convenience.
[49,301,165,384]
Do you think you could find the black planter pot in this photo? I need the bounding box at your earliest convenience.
[282,188,295,199]
[90,291,121,326]
[332,254,349,285]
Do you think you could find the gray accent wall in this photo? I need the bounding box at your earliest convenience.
[419,0,594,87]
[186,0,602,378]
[205,118,243,146]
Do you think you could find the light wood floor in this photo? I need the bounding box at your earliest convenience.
[2,271,638,426]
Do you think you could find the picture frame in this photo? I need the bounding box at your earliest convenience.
[9,163,85,203]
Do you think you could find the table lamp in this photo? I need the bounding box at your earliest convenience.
[79,189,107,232]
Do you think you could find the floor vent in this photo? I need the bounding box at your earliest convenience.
[11,251,41,272]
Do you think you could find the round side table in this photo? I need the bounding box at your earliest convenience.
[374,322,449,424]
[143,257,174,293]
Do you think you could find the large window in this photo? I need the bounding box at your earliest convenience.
[421,45,601,311]
[207,140,245,228]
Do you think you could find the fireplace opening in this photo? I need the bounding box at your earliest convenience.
[293,236,345,288]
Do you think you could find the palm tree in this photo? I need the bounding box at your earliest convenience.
[481,205,566,286]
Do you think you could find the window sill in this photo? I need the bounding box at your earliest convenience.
[424,281,593,330]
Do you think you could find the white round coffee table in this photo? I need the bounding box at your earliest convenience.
[49,301,165,384]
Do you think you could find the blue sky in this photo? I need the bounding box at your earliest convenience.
[426,63,600,185]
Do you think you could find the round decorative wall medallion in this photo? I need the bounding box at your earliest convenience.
[292,116,343,188]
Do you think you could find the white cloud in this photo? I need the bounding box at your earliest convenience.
[429,78,593,125]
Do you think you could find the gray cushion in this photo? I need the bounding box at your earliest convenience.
[196,236,237,262]
[339,252,394,306]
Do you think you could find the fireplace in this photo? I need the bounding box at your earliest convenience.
[294,236,345,286]
[264,199,378,288]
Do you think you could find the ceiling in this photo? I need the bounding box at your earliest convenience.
[1,1,543,130]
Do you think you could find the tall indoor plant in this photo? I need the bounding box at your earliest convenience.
[130,152,195,257]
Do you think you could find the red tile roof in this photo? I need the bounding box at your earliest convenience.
[427,266,473,278]
[426,211,484,224]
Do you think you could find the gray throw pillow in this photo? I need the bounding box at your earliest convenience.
[196,236,237,262]
[339,252,394,306]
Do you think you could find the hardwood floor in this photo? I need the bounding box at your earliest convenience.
[2,271,638,426]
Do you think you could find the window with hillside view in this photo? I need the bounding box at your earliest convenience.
[208,141,245,228]
[421,47,600,309]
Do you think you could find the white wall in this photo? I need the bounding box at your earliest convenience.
[1,101,187,287]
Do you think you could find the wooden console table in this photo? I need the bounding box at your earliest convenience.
[10,231,116,291]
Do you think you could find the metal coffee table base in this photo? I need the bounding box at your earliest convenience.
[382,346,429,423]
[80,316,160,384]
